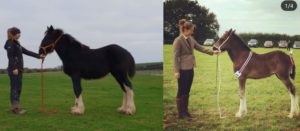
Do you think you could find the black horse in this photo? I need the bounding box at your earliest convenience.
[39,26,136,115]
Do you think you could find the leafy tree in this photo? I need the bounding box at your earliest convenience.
[164,0,219,44]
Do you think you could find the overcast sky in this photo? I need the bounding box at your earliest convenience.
[0,0,162,68]
[198,0,300,35]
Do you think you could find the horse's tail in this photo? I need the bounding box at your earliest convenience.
[128,53,136,78]
[290,55,296,80]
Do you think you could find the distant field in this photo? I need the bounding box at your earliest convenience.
[164,45,300,130]
[0,71,162,130]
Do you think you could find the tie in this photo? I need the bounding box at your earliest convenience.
[186,38,192,48]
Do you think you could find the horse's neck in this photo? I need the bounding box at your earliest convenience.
[54,37,68,62]
[227,41,251,64]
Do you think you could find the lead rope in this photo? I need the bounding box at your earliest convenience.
[216,54,225,119]
[41,59,45,112]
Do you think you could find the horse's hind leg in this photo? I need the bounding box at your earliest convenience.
[236,78,247,118]
[111,71,136,115]
[70,76,85,115]
[280,78,300,118]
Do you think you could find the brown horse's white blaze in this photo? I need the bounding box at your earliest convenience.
[214,29,300,118]
[71,95,85,115]
[118,85,135,115]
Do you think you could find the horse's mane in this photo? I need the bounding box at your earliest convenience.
[64,33,90,50]
[232,32,251,51]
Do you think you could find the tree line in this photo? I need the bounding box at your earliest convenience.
[164,0,300,47]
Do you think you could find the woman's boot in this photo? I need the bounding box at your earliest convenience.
[176,96,185,119]
[11,103,26,115]
[183,95,193,119]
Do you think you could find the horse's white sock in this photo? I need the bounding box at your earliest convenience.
[71,95,85,114]
[77,95,85,112]
[295,95,300,113]
[124,84,136,114]
[289,93,295,118]
[118,92,127,112]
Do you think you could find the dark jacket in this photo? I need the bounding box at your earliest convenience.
[4,40,40,71]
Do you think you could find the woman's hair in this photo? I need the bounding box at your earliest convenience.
[178,19,195,34]
[7,27,21,40]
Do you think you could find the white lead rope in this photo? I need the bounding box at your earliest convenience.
[216,55,225,118]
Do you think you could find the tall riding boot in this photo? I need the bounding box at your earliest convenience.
[183,95,192,118]
[176,96,185,119]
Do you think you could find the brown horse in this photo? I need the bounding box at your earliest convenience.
[213,29,299,118]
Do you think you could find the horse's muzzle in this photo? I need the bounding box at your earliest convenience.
[212,46,219,51]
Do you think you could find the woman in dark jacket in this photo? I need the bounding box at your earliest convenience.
[4,27,44,114]
[173,19,219,120]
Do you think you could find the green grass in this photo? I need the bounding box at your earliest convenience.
[164,45,300,130]
[0,71,163,130]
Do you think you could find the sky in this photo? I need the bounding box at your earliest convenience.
[0,0,162,68]
[198,0,300,36]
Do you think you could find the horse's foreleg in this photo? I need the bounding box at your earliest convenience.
[71,76,85,115]
[236,78,247,118]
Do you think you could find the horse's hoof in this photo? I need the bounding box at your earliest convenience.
[295,112,300,116]
[288,113,294,118]
[71,110,84,115]
[71,107,84,115]
[71,106,77,110]
[122,108,135,115]
[235,112,242,118]
[235,112,245,118]
[117,107,126,113]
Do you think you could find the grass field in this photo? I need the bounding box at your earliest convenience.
[0,71,162,130]
[164,45,300,130]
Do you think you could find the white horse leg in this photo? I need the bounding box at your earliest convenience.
[117,92,127,113]
[236,79,247,118]
[295,95,300,115]
[71,95,85,115]
[288,93,299,118]
[123,84,136,115]
[236,95,247,117]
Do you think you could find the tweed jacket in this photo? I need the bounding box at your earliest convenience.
[173,35,213,73]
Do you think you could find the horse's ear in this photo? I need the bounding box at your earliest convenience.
[49,25,54,31]
[47,26,49,30]
[232,29,236,34]
[228,28,232,33]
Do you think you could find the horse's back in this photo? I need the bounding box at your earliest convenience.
[256,50,289,61]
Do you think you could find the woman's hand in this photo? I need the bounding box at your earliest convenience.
[174,73,180,79]
[213,50,221,55]
[13,69,18,75]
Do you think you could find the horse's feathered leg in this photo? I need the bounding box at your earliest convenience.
[71,76,84,115]
[111,71,135,115]
[280,78,299,118]
[236,78,247,118]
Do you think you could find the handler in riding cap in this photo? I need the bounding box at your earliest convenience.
[4,27,45,114]
[173,19,219,120]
